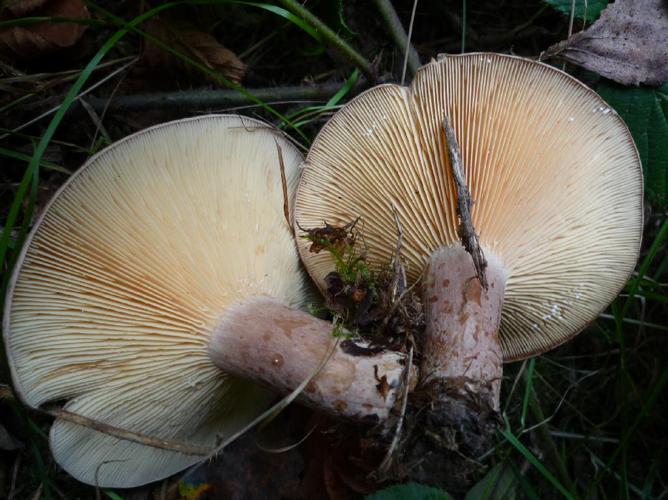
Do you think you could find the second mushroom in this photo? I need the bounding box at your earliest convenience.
[294,53,643,465]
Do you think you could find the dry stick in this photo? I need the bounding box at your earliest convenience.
[274,139,292,232]
[389,203,407,299]
[277,0,376,82]
[377,346,414,475]
[372,0,421,79]
[81,82,365,113]
[0,58,138,142]
[443,117,488,289]
[401,0,420,85]
[8,454,20,500]
[42,407,211,456]
[377,204,423,336]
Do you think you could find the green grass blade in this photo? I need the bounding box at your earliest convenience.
[588,367,668,496]
[326,68,360,107]
[0,146,71,174]
[88,1,309,142]
[104,491,124,500]
[0,2,185,281]
[499,426,575,499]
[237,2,323,42]
[520,358,535,429]
[623,217,668,317]
[510,460,540,500]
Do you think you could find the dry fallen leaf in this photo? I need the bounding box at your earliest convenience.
[2,0,49,15]
[142,17,246,84]
[0,0,89,60]
[543,0,668,86]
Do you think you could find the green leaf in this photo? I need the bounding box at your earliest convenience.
[597,81,668,205]
[366,482,452,500]
[237,2,323,42]
[466,462,517,500]
[543,0,609,22]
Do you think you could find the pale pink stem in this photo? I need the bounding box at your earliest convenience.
[209,296,413,420]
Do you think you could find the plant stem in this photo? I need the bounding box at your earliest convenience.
[277,0,376,82]
[372,0,421,78]
[524,370,579,495]
[27,82,364,114]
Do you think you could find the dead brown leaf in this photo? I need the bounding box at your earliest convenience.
[299,218,358,254]
[0,0,89,60]
[2,0,49,15]
[142,17,246,84]
[543,0,668,86]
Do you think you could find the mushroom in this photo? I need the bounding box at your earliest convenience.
[294,54,642,437]
[3,115,410,488]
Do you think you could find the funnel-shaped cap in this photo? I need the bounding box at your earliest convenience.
[295,53,642,361]
[4,115,306,487]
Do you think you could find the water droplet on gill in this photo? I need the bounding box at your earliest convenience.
[568,116,575,123]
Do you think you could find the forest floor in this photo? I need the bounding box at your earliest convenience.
[1,1,667,499]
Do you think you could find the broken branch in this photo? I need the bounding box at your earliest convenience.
[42,407,211,456]
[443,117,488,289]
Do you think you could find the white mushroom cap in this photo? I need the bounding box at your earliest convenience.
[295,53,642,361]
[4,115,307,487]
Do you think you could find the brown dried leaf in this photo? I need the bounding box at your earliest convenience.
[299,219,358,254]
[543,0,668,86]
[142,17,246,84]
[0,0,89,59]
[2,0,48,15]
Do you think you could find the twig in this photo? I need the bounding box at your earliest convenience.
[389,203,407,299]
[79,82,365,113]
[28,484,42,500]
[377,346,414,475]
[8,454,20,500]
[376,204,424,335]
[86,60,128,150]
[42,407,211,456]
[80,99,112,145]
[442,117,488,288]
[277,0,376,82]
[274,139,292,233]
[0,57,137,141]
[372,0,421,81]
